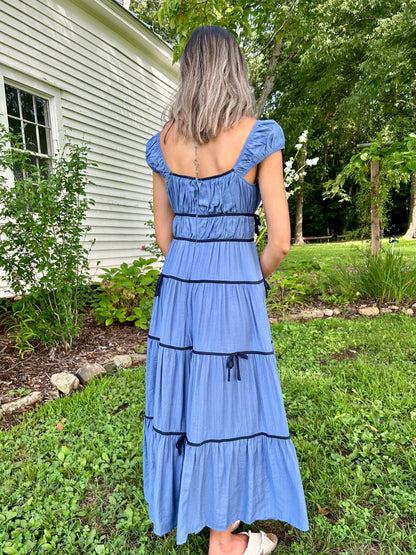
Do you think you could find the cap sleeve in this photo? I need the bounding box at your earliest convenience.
[145,133,170,177]
[234,120,285,176]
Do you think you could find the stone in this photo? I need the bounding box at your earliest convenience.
[358,306,379,317]
[333,308,341,316]
[380,308,392,314]
[1,391,43,415]
[412,302,416,310]
[389,305,399,310]
[76,362,106,385]
[0,406,3,419]
[50,372,81,395]
[45,389,60,400]
[403,308,414,315]
[113,355,132,369]
[102,359,118,373]
[311,309,325,319]
[324,308,334,317]
[132,353,147,364]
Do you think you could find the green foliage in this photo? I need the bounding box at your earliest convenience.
[1,315,415,553]
[0,125,95,353]
[267,259,324,310]
[323,249,416,304]
[91,259,159,329]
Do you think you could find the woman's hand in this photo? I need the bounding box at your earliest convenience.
[257,150,291,280]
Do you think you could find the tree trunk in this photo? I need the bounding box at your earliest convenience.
[294,191,305,245]
[293,144,307,246]
[403,172,416,239]
[370,160,381,255]
[254,37,283,117]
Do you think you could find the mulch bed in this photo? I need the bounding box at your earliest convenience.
[0,309,147,430]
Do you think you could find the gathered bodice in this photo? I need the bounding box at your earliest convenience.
[146,119,285,242]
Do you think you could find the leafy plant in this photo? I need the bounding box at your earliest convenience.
[322,248,416,303]
[91,258,159,329]
[0,125,95,353]
[267,259,325,311]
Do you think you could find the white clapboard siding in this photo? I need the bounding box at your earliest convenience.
[0,0,178,296]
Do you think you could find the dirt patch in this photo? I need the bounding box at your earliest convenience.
[323,348,361,363]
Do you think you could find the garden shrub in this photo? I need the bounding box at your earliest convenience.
[322,248,416,303]
[0,125,95,354]
[91,258,159,329]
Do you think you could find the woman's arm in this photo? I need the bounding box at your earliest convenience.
[257,150,291,280]
[153,172,175,257]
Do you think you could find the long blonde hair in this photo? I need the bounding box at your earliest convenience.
[169,26,254,145]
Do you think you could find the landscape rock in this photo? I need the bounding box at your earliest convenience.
[0,406,3,419]
[380,308,392,314]
[1,391,43,415]
[45,389,60,400]
[132,353,147,364]
[358,306,379,317]
[402,308,414,315]
[324,309,334,317]
[113,355,132,369]
[76,362,106,385]
[389,305,399,310]
[333,308,341,316]
[412,302,416,310]
[50,372,81,394]
[102,359,118,373]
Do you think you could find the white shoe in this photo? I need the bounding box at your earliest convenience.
[239,530,278,554]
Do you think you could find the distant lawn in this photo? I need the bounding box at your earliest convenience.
[281,238,416,270]
[1,314,415,553]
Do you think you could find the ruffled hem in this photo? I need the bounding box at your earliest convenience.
[143,419,309,544]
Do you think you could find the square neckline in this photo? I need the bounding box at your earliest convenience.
[156,119,260,180]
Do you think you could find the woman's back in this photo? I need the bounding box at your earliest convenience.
[159,117,258,184]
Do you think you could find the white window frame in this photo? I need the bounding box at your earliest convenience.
[0,65,64,159]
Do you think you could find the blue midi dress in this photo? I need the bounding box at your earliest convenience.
[143,119,309,545]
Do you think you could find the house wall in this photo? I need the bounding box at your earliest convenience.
[0,0,178,295]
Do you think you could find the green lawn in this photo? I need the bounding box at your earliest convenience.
[1,314,415,554]
[280,238,416,270]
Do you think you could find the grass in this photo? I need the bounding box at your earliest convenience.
[1,313,416,554]
[267,239,416,310]
[280,238,416,270]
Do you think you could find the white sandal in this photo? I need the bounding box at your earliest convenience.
[230,520,241,532]
[239,530,278,554]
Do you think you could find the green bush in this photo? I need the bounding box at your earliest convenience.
[0,125,95,354]
[91,258,159,329]
[267,259,325,311]
[322,249,416,303]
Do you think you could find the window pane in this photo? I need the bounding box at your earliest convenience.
[39,157,50,178]
[8,116,22,140]
[35,96,48,126]
[13,161,24,181]
[20,90,35,122]
[38,126,49,154]
[23,122,38,152]
[5,84,20,117]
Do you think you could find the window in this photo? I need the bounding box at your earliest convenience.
[4,83,53,178]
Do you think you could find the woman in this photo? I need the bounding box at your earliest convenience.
[144,26,309,555]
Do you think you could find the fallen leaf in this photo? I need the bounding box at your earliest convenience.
[315,502,331,516]
[56,422,63,431]
[365,424,378,433]
[100,394,108,399]
[60,417,67,422]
